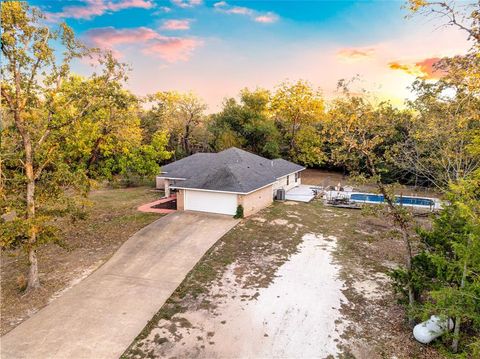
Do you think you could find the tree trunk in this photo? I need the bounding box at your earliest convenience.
[288,115,301,161]
[183,123,191,155]
[87,127,111,173]
[402,229,416,327]
[24,137,40,291]
[451,238,469,353]
[27,247,40,290]
[375,174,416,327]
[290,119,297,153]
[451,316,461,353]
[87,137,103,170]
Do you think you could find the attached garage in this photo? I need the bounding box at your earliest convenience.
[184,190,238,215]
[163,148,305,217]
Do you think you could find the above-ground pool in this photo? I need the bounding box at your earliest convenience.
[350,193,436,207]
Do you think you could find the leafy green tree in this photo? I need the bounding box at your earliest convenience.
[391,63,480,189]
[1,1,89,290]
[210,89,280,158]
[398,3,479,190]
[0,2,170,291]
[388,4,480,353]
[58,71,172,181]
[271,80,325,162]
[211,125,245,151]
[146,91,208,157]
[294,125,325,167]
[327,91,418,324]
[399,177,480,354]
[326,93,406,175]
[116,130,172,184]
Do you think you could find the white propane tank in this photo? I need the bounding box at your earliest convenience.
[413,315,454,344]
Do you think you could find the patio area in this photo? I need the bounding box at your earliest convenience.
[285,185,315,203]
[137,195,177,214]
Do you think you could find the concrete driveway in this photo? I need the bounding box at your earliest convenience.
[1,212,238,359]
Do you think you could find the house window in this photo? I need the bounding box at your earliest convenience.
[287,175,289,185]
[295,172,298,182]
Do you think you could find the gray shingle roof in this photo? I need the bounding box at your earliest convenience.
[161,147,305,193]
[271,158,305,178]
[161,153,214,179]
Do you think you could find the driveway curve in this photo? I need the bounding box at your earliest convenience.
[1,212,238,359]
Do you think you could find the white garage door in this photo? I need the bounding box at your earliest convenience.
[184,190,238,215]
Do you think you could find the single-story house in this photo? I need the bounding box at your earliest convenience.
[156,147,305,216]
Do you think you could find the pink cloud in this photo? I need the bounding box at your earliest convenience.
[415,57,446,79]
[389,57,445,79]
[254,13,279,23]
[85,27,159,48]
[143,38,203,62]
[214,1,278,23]
[47,0,154,21]
[84,26,202,62]
[108,0,153,11]
[171,0,202,8]
[162,19,191,30]
[337,47,376,61]
[227,7,252,15]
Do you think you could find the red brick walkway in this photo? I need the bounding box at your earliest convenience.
[137,195,177,214]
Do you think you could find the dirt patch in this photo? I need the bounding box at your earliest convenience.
[0,187,162,335]
[301,169,348,187]
[126,233,347,358]
[270,218,289,225]
[333,210,442,358]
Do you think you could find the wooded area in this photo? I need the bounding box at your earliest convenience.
[1,0,479,355]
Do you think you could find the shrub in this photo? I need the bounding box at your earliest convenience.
[234,205,244,219]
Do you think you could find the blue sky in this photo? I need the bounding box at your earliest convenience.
[33,0,470,109]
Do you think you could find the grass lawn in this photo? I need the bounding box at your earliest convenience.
[123,199,442,358]
[0,186,163,335]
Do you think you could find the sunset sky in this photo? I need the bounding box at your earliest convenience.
[34,0,471,110]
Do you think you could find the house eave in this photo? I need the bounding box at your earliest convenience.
[170,181,276,195]
[157,175,186,180]
[275,167,306,180]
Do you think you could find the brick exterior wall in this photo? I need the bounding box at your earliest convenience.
[155,176,165,189]
[238,185,273,217]
[176,189,185,210]
[272,171,302,197]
